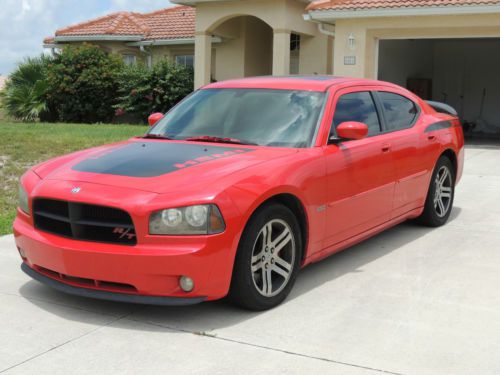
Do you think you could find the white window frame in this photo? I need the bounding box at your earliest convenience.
[123,54,137,67]
[175,54,194,68]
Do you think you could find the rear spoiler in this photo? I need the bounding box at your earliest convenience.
[426,101,458,117]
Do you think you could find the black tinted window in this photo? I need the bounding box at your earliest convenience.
[379,92,418,131]
[332,92,381,136]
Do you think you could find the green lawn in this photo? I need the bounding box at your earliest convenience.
[0,122,147,235]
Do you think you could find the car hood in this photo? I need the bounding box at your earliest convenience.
[34,139,298,194]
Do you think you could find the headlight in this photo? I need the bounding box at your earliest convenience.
[149,204,225,235]
[19,184,29,215]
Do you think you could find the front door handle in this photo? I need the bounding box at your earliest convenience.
[381,144,391,153]
[428,135,437,141]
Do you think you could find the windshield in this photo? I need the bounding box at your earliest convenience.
[148,88,326,148]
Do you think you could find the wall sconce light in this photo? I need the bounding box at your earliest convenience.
[348,33,356,50]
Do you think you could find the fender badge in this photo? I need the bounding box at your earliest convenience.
[71,187,81,194]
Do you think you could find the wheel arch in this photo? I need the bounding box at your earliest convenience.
[249,193,309,263]
[440,148,458,177]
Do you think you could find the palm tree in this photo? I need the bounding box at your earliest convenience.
[0,55,52,122]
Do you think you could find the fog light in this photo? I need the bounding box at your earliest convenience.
[179,276,194,292]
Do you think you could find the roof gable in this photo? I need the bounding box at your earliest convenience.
[45,6,195,43]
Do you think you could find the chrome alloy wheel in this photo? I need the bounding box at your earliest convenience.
[434,165,453,218]
[251,219,296,298]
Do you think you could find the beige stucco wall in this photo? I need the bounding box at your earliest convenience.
[333,13,500,79]
[195,0,317,36]
[244,17,273,77]
[193,0,330,87]
[299,33,333,75]
[212,16,273,81]
[213,17,246,80]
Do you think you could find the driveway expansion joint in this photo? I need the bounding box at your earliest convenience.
[125,317,405,375]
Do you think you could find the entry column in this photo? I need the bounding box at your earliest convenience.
[273,29,291,76]
[194,31,212,89]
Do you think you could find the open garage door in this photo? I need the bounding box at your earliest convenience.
[378,38,500,141]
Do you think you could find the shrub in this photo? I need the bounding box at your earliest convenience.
[3,46,194,124]
[0,55,53,122]
[114,63,153,121]
[46,44,123,123]
[151,59,194,112]
[116,59,194,121]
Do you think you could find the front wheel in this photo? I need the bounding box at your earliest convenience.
[229,204,302,311]
[418,156,455,227]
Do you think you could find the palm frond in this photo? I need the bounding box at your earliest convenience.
[0,55,52,122]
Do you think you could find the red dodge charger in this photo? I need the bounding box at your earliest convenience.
[14,77,464,310]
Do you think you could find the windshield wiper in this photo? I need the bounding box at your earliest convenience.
[142,134,173,140]
[184,136,258,146]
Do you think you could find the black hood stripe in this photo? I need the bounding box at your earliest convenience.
[72,142,254,177]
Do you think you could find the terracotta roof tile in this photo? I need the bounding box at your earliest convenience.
[308,0,500,11]
[49,5,195,41]
[141,6,196,40]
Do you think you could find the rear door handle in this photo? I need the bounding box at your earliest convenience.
[381,144,391,153]
[428,135,437,141]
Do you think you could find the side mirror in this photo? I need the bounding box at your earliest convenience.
[148,112,164,127]
[333,121,369,141]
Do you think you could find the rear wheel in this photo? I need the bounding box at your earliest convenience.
[418,156,455,227]
[229,204,302,311]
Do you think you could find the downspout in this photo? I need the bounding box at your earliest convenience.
[304,14,336,74]
[317,24,336,75]
[317,22,336,38]
[139,45,152,68]
[303,13,336,37]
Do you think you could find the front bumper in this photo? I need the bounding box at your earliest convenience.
[21,263,205,306]
[14,215,237,303]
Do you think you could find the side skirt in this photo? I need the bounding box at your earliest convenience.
[303,207,423,266]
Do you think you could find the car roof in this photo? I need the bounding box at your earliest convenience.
[203,76,398,92]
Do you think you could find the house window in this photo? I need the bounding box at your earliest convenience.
[290,34,301,52]
[123,54,137,66]
[290,33,301,75]
[175,55,194,68]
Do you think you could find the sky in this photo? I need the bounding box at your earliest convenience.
[0,0,173,75]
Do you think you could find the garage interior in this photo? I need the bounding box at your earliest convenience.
[378,38,500,140]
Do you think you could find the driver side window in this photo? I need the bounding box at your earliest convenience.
[331,92,382,137]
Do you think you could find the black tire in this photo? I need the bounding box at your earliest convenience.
[417,156,455,227]
[228,203,302,311]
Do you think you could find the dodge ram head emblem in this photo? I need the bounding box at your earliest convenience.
[71,187,81,194]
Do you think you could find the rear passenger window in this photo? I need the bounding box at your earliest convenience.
[332,92,381,137]
[379,92,419,131]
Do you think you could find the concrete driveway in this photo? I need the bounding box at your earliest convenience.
[1,145,499,375]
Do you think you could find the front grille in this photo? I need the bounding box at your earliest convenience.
[33,199,137,245]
